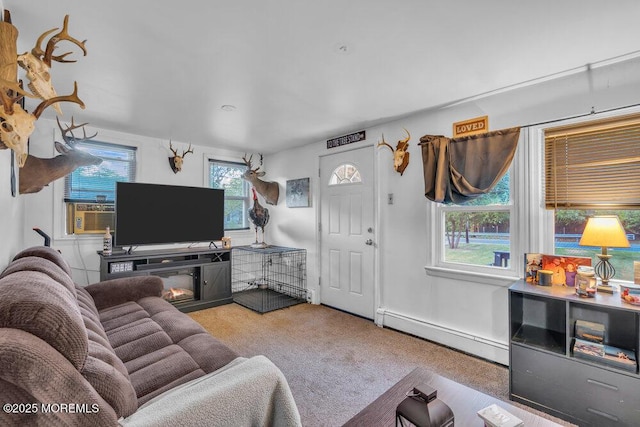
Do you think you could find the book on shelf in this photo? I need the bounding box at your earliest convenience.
[603,344,637,372]
[572,338,637,372]
[574,319,604,344]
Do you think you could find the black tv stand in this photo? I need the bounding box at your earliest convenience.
[99,247,232,313]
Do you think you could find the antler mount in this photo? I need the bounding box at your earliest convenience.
[0,11,88,167]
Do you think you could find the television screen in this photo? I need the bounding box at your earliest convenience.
[115,182,225,247]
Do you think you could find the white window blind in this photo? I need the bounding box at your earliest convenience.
[64,141,137,202]
[545,113,640,209]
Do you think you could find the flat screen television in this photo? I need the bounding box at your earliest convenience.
[115,182,225,247]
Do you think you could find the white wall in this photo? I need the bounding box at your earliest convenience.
[16,120,256,285]
[2,55,639,365]
[268,56,640,365]
[0,148,24,267]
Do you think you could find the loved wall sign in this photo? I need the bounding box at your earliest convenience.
[453,116,488,137]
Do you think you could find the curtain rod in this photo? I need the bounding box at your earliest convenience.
[521,102,640,129]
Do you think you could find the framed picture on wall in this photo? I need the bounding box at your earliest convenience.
[286,178,310,208]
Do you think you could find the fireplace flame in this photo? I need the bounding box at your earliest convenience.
[162,287,194,302]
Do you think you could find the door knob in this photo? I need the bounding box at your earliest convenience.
[365,239,373,246]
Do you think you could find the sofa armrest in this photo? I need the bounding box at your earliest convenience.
[0,328,119,427]
[85,276,164,310]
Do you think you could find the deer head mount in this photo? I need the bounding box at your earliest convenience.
[378,128,411,176]
[242,153,279,205]
[19,117,101,194]
[168,141,194,173]
[0,12,87,167]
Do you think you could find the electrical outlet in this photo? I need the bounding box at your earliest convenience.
[388,193,394,204]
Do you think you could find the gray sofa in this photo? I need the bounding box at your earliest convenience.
[0,246,300,426]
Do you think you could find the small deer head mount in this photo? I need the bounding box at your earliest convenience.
[377,128,410,176]
[168,140,193,173]
[241,153,279,205]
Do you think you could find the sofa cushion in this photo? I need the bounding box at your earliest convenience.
[0,270,87,370]
[76,286,138,418]
[138,298,238,373]
[99,297,238,404]
[82,341,138,417]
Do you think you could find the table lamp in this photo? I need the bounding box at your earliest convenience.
[578,215,630,293]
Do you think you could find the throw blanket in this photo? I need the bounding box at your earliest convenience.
[119,356,301,427]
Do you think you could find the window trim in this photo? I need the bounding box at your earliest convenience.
[207,158,251,231]
[51,126,143,241]
[539,106,640,284]
[426,130,527,282]
[61,140,137,236]
[328,163,362,185]
[424,106,640,284]
[432,173,518,278]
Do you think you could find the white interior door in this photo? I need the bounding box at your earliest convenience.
[319,146,375,319]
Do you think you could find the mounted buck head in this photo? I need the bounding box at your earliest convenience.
[19,117,101,194]
[168,141,194,173]
[242,153,280,205]
[378,128,410,176]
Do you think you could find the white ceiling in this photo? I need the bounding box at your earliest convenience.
[5,1,640,154]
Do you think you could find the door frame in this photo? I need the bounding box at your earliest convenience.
[316,143,381,323]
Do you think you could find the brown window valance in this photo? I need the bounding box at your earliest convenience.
[418,127,520,204]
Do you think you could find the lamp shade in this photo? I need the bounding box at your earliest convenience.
[579,215,631,248]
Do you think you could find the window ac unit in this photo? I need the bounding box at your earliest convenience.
[70,203,115,234]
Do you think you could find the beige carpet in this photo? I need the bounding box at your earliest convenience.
[189,303,572,426]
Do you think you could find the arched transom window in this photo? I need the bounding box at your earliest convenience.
[328,163,362,185]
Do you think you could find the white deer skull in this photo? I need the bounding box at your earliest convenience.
[18,53,60,115]
[0,101,34,167]
[17,15,87,115]
[0,79,84,167]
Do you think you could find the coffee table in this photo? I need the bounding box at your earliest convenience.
[343,367,570,426]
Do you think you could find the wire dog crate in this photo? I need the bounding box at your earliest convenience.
[231,246,307,313]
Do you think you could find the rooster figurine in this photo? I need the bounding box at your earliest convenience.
[248,187,270,248]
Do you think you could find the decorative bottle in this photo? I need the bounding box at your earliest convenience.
[103,226,113,256]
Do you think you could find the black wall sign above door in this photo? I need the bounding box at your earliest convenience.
[326,131,366,149]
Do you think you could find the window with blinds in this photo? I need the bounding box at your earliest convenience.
[64,141,137,202]
[544,113,640,209]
